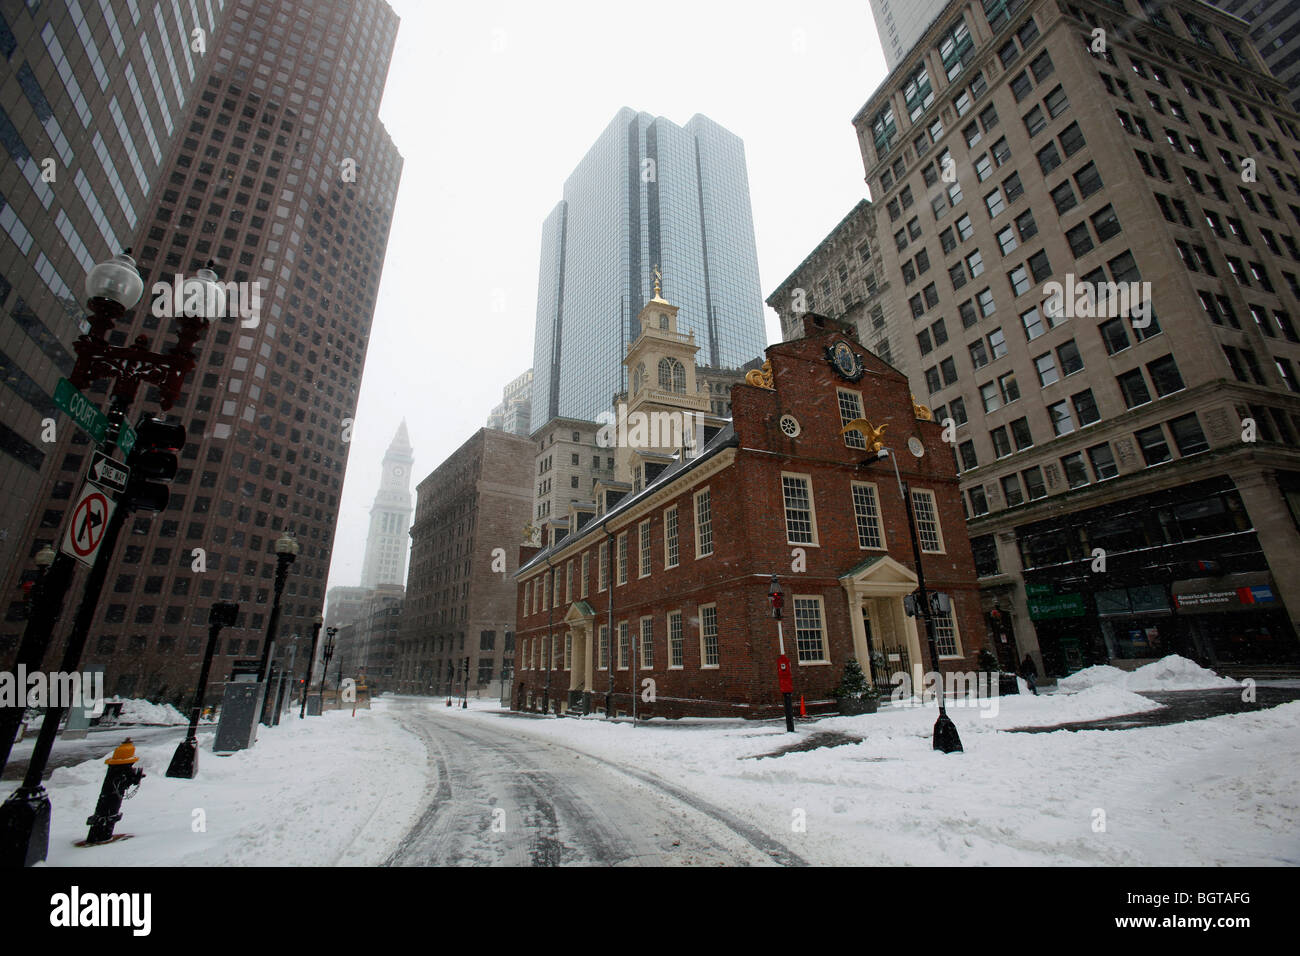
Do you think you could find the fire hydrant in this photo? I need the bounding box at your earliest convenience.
[84,739,145,845]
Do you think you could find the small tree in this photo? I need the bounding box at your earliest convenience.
[978,647,999,673]
[832,658,878,700]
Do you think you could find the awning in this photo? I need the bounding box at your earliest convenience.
[1171,572,1278,614]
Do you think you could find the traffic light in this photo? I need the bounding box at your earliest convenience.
[123,417,185,512]
[903,592,920,618]
[769,576,783,619]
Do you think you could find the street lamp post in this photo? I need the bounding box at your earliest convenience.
[166,601,239,778]
[257,531,299,725]
[0,252,218,865]
[317,626,337,713]
[300,614,323,719]
[0,546,64,776]
[878,448,963,754]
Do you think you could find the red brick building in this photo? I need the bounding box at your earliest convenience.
[512,313,985,718]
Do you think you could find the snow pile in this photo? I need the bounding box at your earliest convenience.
[110,698,188,726]
[1058,655,1238,694]
[43,697,427,867]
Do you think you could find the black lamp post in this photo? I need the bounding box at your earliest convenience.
[167,600,239,778]
[878,447,963,754]
[300,613,323,719]
[257,530,299,725]
[0,251,218,865]
[318,626,337,712]
[0,546,60,776]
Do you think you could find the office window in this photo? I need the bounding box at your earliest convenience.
[1035,352,1059,387]
[1062,451,1090,488]
[1048,400,1075,436]
[1117,368,1151,408]
[1023,466,1047,500]
[1147,354,1184,396]
[1169,413,1209,455]
[1088,443,1118,480]
[1099,317,1131,354]
[1135,424,1172,465]
[1002,474,1024,507]
[1072,389,1101,426]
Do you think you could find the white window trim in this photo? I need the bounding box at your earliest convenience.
[597,623,609,671]
[617,620,630,670]
[850,480,887,550]
[638,519,651,579]
[837,388,867,448]
[694,487,714,559]
[699,602,720,669]
[598,541,608,592]
[663,505,680,569]
[616,531,629,585]
[667,609,684,670]
[639,615,654,669]
[934,607,965,660]
[792,594,831,665]
[564,632,572,671]
[911,487,947,553]
[781,471,820,547]
[580,552,589,598]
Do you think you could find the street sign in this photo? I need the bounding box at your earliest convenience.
[53,378,108,444]
[89,450,130,494]
[117,420,137,456]
[61,481,117,568]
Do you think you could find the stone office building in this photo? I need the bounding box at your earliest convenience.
[850,0,1300,672]
[395,428,533,697]
[512,297,985,719]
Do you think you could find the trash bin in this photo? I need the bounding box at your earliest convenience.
[213,682,263,754]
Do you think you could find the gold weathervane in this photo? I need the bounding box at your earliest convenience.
[841,418,888,452]
[744,359,774,390]
[911,393,934,421]
[652,265,662,298]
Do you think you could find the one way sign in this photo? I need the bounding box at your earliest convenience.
[89,450,129,494]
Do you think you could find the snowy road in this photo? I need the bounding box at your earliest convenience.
[384,699,806,866]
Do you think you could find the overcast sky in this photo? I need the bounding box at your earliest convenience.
[325,0,889,593]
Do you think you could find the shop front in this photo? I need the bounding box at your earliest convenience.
[1171,573,1298,665]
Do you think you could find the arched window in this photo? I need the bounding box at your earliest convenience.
[658,312,670,329]
[633,362,646,394]
[658,357,686,393]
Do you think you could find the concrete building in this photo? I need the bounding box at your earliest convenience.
[1211,1,1300,115]
[851,0,1300,673]
[0,0,404,702]
[531,108,768,428]
[359,420,414,589]
[0,0,219,607]
[396,428,533,697]
[486,368,533,437]
[767,199,906,375]
[871,0,952,71]
[513,306,985,718]
[337,583,403,691]
[324,584,370,629]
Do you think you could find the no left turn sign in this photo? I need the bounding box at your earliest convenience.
[61,482,117,567]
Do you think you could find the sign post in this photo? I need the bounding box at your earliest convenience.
[770,576,794,732]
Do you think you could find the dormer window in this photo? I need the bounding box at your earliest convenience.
[659,313,669,329]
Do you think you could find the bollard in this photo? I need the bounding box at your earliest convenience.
[82,739,145,845]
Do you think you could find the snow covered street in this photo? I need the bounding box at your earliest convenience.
[18,657,1300,867]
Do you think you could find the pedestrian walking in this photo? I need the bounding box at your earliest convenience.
[1019,654,1038,696]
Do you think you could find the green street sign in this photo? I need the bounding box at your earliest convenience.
[1028,592,1087,621]
[54,378,107,444]
[117,420,136,456]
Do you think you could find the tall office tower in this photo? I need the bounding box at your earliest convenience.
[766,199,906,376]
[1211,2,1300,114]
[871,0,952,70]
[851,0,1300,674]
[398,428,534,697]
[0,0,222,603]
[485,368,533,437]
[359,420,414,589]
[0,0,403,701]
[530,107,768,429]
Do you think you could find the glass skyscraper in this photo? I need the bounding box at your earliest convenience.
[532,108,767,426]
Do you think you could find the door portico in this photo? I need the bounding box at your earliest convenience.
[839,555,925,692]
[563,601,597,693]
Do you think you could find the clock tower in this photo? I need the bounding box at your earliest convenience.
[360,420,415,588]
